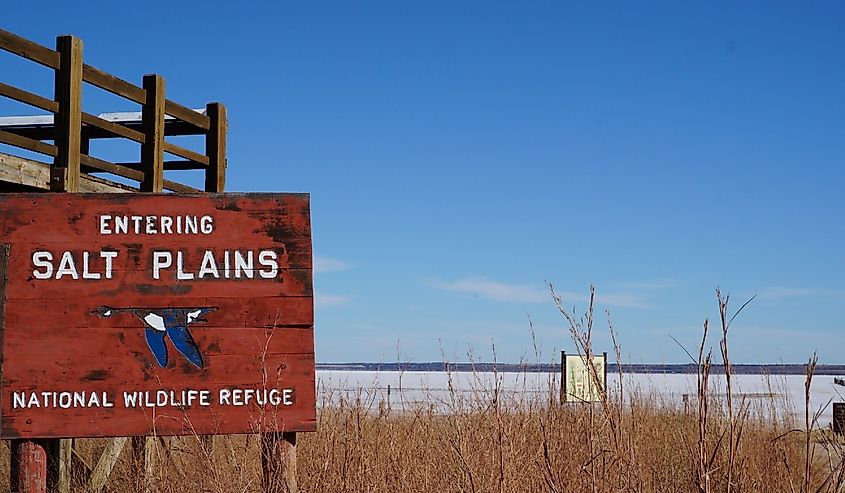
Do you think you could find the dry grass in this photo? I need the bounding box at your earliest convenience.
[4,287,843,492]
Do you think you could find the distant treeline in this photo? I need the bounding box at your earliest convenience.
[316,362,845,375]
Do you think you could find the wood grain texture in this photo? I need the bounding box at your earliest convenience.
[0,153,135,193]
[53,35,83,193]
[0,194,315,439]
[141,75,165,192]
[0,28,60,68]
[205,103,227,192]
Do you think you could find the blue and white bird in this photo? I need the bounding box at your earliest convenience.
[93,305,216,369]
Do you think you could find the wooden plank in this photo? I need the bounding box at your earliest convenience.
[58,439,72,493]
[0,153,135,192]
[81,154,146,182]
[0,194,315,440]
[82,64,146,105]
[8,298,314,328]
[205,103,227,192]
[163,179,201,193]
[87,436,127,493]
[0,129,58,157]
[141,75,165,192]
[164,100,210,131]
[0,29,60,69]
[0,82,59,113]
[53,35,83,192]
[105,160,206,171]
[163,141,209,167]
[81,112,145,144]
[0,243,8,434]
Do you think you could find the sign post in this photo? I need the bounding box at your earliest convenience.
[0,193,315,490]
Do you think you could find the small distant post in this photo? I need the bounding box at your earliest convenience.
[834,403,845,435]
[560,350,566,405]
[603,351,608,397]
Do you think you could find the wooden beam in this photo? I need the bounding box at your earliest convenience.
[140,74,165,192]
[165,100,210,130]
[84,159,204,172]
[0,28,60,69]
[81,112,145,143]
[58,439,72,493]
[0,82,59,113]
[0,152,135,192]
[163,141,209,166]
[163,179,201,193]
[81,154,146,182]
[205,102,227,192]
[88,437,128,493]
[0,118,207,141]
[0,129,58,157]
[52,35,83,192]
[82,64,146,104]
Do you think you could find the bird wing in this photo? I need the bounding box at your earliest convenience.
[144,328,169,367]
[166,325,204,369]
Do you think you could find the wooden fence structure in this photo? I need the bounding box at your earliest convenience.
[0,28,226,194]
[0,29,299,493]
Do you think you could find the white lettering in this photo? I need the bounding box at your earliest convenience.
[258,250,278,279]
[200,215,213,234]
[99,215,112,234]
[115,216,128,234]
[198,250,219,279]
[152,251,172,280]
[101,251,118,279]
[32,251,53,279]
[235,251,253,279]
[55,251,79,279]
[82,251,101,279]
[161,216,173,234]
[145,216,157,235]
[177,251,194,280]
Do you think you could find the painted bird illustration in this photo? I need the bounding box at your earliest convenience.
[93,306,216,369]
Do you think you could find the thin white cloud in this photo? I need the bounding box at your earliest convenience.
[434,278,652,309]
[314,255,353,273]
[434,278,548,303]
[598,293,653,309]
[612,279,682,290]
[315,293,353,308]
[755,287,845,301]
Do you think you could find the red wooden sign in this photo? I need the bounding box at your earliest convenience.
[0,193,315,438]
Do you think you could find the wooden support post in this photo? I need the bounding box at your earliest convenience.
[58,439,72,493]
[52,35,83,192]
[11,439,48,493]
[560,350,566,405]
[205,102,227,192]
[262,432,297,493]
[131,436,156,493]
[603,351,608,397]
[141,74,165,192]
[88,437,127,493]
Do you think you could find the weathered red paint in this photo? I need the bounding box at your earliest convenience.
[11,440,47,493]
[0,193,315,438]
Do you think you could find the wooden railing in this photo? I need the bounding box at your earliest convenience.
[0,29,226,193]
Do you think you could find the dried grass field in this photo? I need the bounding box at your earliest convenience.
[2,288,842,492]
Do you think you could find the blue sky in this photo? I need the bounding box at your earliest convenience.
[3,2,844,364]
